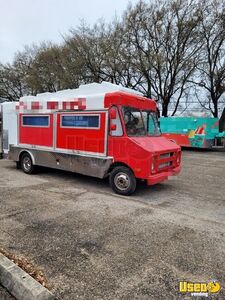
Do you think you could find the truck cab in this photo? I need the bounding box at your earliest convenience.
[106,92,181,194]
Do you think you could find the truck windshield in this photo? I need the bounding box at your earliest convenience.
[142,110,161,136]
[122,106,161,137]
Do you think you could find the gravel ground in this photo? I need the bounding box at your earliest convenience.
[0,150,224,300]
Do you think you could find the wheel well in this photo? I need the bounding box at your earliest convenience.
[19,151,34,164]
[108,162,134,174]
[19,151,28,162]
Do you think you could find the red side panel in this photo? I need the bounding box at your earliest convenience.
[19,114,53,147]
[56,112,106,153]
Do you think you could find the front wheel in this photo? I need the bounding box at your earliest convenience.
[109,166,136,196]
[20,153,35,174]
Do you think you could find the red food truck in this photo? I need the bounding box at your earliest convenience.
[7,82,181,195]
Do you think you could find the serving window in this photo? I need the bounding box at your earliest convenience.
[61,114,100,129]
[22,115,49,127]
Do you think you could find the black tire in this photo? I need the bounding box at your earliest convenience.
[20,153,35,174]
[109,166,136,196]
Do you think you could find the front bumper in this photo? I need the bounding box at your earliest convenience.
[147,165,181,185]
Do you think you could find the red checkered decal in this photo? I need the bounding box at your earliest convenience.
[16,98,86,112]
[47,101,58,110]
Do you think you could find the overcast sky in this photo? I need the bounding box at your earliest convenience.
[0,0,138,64]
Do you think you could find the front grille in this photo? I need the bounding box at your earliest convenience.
[159,161,172,169]
[160,152,174,159]
[152,151,178,173]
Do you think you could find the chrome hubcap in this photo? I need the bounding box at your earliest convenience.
[23,157,31,171]
[114,172,130,191]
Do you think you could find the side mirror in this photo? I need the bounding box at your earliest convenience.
[110,124,117,131]
[109,109,117,119]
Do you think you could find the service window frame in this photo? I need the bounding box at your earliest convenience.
[60,113,101,130]
[21,114,50,128]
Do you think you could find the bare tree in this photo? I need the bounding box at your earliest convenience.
[65,21,110,83]
[124,0,202,116]
[1,0,224,119]
[0,63,24,101]
[191,0,225,117]
[0,45,41,100]
[27,43,70,93]
[65,19,144,89]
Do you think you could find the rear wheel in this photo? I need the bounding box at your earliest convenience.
[109,166,136,196]
[20,153,35,174]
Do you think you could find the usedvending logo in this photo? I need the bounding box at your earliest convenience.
[179,281,221,297]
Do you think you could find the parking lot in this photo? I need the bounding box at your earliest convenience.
[0,150,224,299]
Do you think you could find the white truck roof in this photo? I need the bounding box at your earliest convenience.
[17,82,143,113]
[20,82,142,103]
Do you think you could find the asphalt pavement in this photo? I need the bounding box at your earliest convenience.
[0,150,224,299]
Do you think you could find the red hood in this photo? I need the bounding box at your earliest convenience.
[130,136,180,154]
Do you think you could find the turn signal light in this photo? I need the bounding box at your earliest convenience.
[176,151,181,165]
[151,156,157,173]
